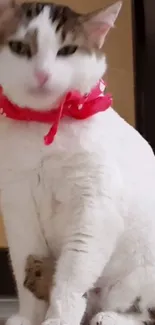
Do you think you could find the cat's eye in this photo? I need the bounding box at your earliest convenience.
[57,45,78,57]
[8,41,31,59]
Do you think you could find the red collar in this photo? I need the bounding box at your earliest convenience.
[0,80,112,145]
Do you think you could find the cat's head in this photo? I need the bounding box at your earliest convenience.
[0,0,122,110]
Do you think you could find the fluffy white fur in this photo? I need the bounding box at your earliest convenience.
[1,3,155,325]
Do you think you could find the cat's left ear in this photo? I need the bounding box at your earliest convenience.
[0,0,15,10]
[81,1,122,49]
[0,0,21,44]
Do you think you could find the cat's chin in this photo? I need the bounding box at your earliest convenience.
[2,75,103,111]
[28,87,53,96]
[3,87,64,111]
[18,94,62,111]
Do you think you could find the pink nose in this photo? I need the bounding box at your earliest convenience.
[34,70,49,86]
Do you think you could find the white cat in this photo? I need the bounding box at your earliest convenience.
[0,2,155,325]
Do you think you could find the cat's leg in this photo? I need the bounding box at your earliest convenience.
[44,189,123,325]
[90,267,155,325]
[90,312,144,325]
[1,179,48,325]
[98,266,155,313]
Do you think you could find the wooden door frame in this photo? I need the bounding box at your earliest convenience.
[133,0,155,151]
[1,0,155,297]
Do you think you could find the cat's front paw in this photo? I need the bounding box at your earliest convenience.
[6,314,32,325]
[44,294,86,325]
[42,319,61,325]
[90,312,119,325]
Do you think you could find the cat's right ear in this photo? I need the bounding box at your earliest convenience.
[80,1,122,49]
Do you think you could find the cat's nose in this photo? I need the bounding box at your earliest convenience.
[34,70,49,86]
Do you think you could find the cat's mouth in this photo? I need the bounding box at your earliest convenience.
[28,87,52,96]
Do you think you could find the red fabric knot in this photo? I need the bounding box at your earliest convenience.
[0,80,112,145]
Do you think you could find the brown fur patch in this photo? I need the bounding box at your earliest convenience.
[24,254,55,302]
[25,28,38,56]
[24,254,89,305]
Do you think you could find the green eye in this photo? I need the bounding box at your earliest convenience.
[57,45,77,57]
[8,41,31,58]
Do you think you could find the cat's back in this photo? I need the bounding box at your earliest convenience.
[98,107,155,182]
[96,108,155,225]
[95,109,155,279]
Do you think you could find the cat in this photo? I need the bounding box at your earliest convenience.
[1,1,155,325]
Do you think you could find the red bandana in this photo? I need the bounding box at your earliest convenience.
[0,80,112,145]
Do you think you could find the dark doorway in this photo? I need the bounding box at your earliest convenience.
[0,248,16,297]
[133,0,155,151]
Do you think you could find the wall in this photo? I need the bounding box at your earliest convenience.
[0,0,134,247]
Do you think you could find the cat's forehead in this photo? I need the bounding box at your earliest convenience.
[14,2,79,42]
[13,6,58,45]
[0,1,80,45]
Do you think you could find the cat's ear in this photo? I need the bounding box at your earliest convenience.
[82,1,122,49]
[0,0,15,10]
[0,0,16,14]
[0,0,20,44]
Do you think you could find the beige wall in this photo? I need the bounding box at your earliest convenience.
[0,0,134,247]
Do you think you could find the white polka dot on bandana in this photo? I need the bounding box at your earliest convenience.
[0,108,6,117]
[99,82,105,92]
[78,104,83,110]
